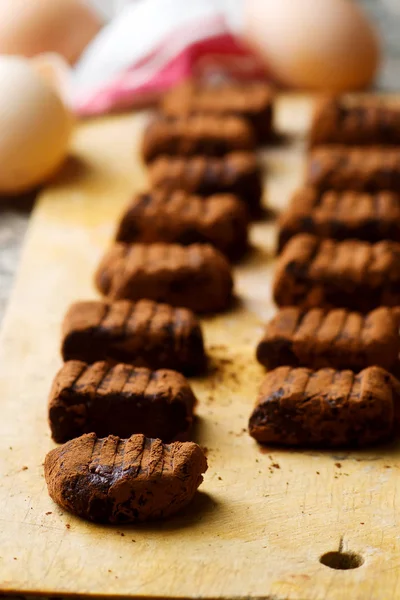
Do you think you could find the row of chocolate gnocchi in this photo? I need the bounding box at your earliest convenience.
[250,96,400,448]
[92,81,277,315]
[44,81,275,523]
[49,81,276,442]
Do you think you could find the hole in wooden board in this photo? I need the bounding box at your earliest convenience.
[319,551,364,570]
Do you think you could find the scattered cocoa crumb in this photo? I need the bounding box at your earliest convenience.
[384,465,391,469]
[120,532,125,537]
[13,557,17,560]
[231,429,245,437]
[65,524,70,529]
[9,447,12,451]
[219,358,233,365]
[207,357,241,390]
[360,522,364,525]
[208,344,228,351]
[316,472,320,475]
[108,569,112,573]
[218,476,222,481]
[131,540,136,543]
[272,463,280,469]
[21,466,28,471]
[227,371,239,385]
[335,462,342,468]
[45,512,52,515]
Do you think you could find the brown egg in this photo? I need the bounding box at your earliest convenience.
[0,0,102,64]
[244,0,380,91]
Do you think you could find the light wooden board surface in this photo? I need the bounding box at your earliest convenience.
[1,96,400,600]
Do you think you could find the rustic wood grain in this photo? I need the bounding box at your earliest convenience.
[1,96,399,600]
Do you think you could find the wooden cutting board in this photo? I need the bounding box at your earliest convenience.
[1,95,400,600]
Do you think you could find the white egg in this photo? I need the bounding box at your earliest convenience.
[244,0,380,91]
[0,56,73,194]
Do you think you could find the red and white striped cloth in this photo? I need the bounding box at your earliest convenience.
[71,0,266,116]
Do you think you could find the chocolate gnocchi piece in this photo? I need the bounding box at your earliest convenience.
[142,114,255,163]
[115,190,249,260]
[44,432,207,523]
[273,234,400,313]
[95,243,234,313]
[249,366,400,447]
[161,80,274,143]
[48,360,197,443]
[148,152,263,217]
[256,306,400,373]
[278,187,400,252]
[307,146,400,192]
[310,97,400,147]
[61,299,206,375]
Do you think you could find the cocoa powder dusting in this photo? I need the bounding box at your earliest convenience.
[44,432,208,524]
